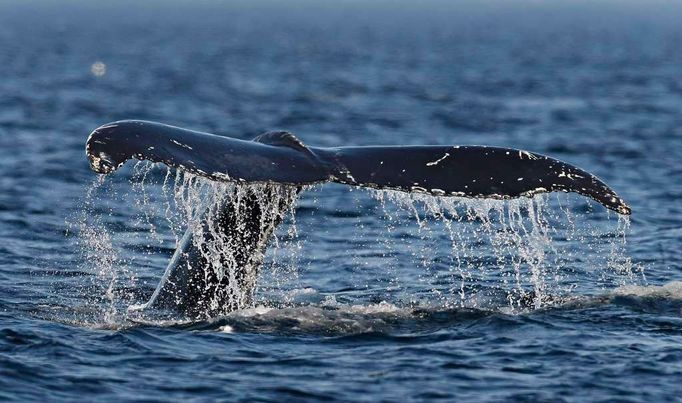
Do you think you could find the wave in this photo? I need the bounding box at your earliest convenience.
[32,280,680,335]
[83,281,678,336]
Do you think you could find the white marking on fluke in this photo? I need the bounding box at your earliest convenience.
[518,150,538,160]
[558,171,584,180]
[171,139,193,150]
[212,172,231,180]
[426,152,450,166]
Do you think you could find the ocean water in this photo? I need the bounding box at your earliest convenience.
[0,1,680,401]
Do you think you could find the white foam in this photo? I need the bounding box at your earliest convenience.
[348,301,400,314]
[233,305,275,317]
[614,281,682,300]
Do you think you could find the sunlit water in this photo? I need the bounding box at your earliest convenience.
[0,1,680,401]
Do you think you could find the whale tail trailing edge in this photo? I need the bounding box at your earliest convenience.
[322,145,631,215]
[86,120,631,215]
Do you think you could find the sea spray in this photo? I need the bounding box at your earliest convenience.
[72,175,132,323]
[183,178,298,312]
[369,189,637,309]
[76,163,304,319]
[75,161,638,319]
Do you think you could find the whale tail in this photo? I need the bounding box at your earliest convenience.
[87,120,631,215]
[86,120,631,318]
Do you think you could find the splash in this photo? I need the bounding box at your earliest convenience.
[74,161,639,323]
[165,169,300,313]
[71,175,132,324]
[75,162,301,321]
[369,189,639,309]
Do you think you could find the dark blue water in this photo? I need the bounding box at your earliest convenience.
[1,1,680,401]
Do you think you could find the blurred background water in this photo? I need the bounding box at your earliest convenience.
[0,0,680,401]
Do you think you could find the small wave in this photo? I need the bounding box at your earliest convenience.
[35,281,682,336]
[189,302,492,336]
[153,283,682,335]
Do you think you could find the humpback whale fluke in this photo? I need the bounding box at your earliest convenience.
[87,120,631,215]
[85,120,631,318]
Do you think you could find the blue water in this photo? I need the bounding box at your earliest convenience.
[1,1,681,401]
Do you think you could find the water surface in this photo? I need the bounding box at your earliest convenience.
[0,1,680,401]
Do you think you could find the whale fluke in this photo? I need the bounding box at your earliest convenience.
[87,120,631,215]
[324,146,631,215]
[86,120,632,318]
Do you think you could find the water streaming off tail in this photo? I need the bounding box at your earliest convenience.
[74,162,301,322]
[74,161,639,323]
[365,189,637,309]
[167,168,300,313]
